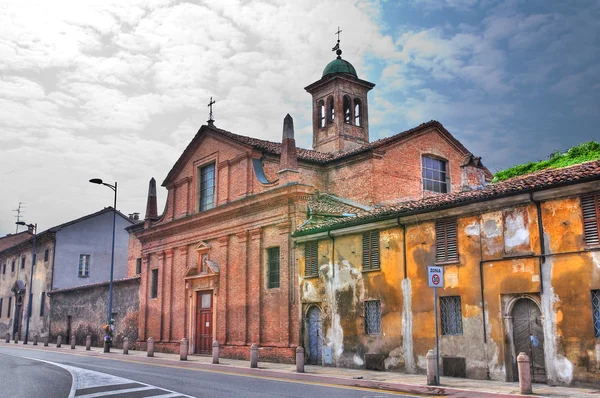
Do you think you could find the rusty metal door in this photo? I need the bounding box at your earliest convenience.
[307,306,322,365]
[512,299,546,383]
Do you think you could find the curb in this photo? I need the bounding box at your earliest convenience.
[0,341,536,397]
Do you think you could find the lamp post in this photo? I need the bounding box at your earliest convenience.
[89,178,117,353]
[16,221,36,345]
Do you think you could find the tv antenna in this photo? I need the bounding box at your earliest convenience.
[13,202,26,233]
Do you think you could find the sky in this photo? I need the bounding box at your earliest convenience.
[0,0,598,236]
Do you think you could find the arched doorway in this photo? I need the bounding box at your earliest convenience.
[512,298,546,383]
[307,306,322,365]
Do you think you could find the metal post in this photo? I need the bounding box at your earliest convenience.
[106,182,117,352]
[24,224,37,344]
[434,286,440,386]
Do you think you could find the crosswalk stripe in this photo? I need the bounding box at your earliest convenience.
[75,386,157,398]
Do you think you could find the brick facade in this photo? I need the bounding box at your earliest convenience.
[130,54,487,362]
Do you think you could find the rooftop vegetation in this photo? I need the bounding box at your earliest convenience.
[493,141,600,182]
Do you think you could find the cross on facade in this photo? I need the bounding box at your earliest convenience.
[207,97,215,124]
[335,27,342,42]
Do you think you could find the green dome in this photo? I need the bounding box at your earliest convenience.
[322,58,357,78]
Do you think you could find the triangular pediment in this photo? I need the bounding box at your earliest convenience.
[194,241,211,252]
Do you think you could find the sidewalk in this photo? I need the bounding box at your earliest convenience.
[2,339,599,398]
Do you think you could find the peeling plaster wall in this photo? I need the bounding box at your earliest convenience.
[298,227,404,370]
[295,192,600,385]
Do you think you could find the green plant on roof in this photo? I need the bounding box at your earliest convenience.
[492,141,600,182]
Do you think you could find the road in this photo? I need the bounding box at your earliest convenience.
[0,346,416,398]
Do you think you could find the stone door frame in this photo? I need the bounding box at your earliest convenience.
[501,293,544,382]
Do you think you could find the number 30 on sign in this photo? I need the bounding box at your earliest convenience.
[427,266,444,288]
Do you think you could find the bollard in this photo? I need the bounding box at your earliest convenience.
[71,334,76,349]
[296,346,305,373]
[250,343,258,368]
[33,334,38,346]
[123,337,129,355]
[426,349,438,386]
[5,333,9,343]
[212,340,220,364]
[86,335,91,351]
[180,338,188,361]
[517,352,533,394]
[43,336,48,347]
[56,335,62,348]
[14,333,19,344]
[147,337,155,357]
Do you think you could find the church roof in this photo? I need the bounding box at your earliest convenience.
[293,159,600,236]
[322,58,357,78]
[163,121,487,185]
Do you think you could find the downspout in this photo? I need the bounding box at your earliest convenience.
[478,220,490,379]
[398,217,407,279]
[530,193,545,294]
[48,235,57,339]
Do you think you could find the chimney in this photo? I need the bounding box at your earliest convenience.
[277,114,300,184]
[145,178,158,220]
[461,155,487,191]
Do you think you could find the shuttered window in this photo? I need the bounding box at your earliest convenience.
[305,241,318,277]
[267,247,280,288]
[362,230,380,271]
[436,219,458,263]
[581,193,600,246]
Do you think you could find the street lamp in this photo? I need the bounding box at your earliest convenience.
[16,221,36,345]
[89,178,117,353]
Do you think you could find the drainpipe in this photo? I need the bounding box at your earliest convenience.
[397,217,408,279]
[478,220,490,379]
[530,193,545,294]
[48,237,57,340]
[327,230,335,278]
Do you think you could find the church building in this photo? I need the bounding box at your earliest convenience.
[129,43,490,362]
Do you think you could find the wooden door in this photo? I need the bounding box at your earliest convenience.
[512,299,546,383]
[307,306,322,365]
[195,292,213,354]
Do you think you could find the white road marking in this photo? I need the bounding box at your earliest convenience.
[23,355,193,397]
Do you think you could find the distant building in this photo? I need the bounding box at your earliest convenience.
[128,44,490,362]
[0,207,135,344]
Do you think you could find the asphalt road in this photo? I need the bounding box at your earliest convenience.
[0,346,414,398]
[0,352,72,398]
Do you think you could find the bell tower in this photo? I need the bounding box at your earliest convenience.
[304,35,375,154]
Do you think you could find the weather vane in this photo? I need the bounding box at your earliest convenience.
[332,26,342,59]
[207,97,215,125]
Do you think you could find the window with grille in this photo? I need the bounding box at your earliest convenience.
[592,290,600,337]
[440,296,463,335]
[199,163,216,211]
[151,269,159,298]
[362,230,380,271]
[422,156,448,193]
[365,300,382,334]
[581,193,600,246]
[78,254,90,277]
[40,292,45,317]
[436,219,458,263]
[305,241,318,277]
[267,247,280,289]
[136,258,142,275]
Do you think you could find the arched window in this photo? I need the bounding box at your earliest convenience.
[354,99,362,127]
[327,96,334,124]
[343,95,352,124]
[318,100,325,128]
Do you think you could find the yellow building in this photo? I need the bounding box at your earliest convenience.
[292,160,600,386]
